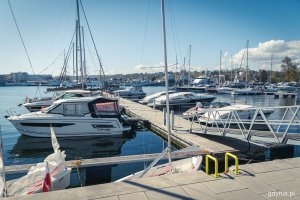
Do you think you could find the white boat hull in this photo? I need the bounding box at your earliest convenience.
[8,116,131,137]
[216,87,234,94]
[116,156,202,182]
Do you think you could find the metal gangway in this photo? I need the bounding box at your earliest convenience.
[189,105,300,145]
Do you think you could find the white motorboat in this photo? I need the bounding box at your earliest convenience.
[7,97,131,137]
[216,87,235,94]
[264,85,278,95]
[231,87,264,95]
[113,86,146,100]
[139,90,176,105]
[154,92,216,107]
[216,82,246,94]
[197,104,274,126]
[23,90,94,112]
[183,102,231,119]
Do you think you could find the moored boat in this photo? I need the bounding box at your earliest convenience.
[139,90,176,105]
[154,92,216,107]
[7,97,131,137]
[113,86,146,100]
[23,90,94,112]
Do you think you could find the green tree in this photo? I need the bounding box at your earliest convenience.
[260,70,268,82]
[281,57,298,82]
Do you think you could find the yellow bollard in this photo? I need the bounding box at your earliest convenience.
[205,155,219,177]
[225,152,239,175]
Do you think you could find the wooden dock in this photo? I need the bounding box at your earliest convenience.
[8,157,300,199]
[120,98,258,155]
[4,147,206,175]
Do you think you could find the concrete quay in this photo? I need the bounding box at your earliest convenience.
[7,157,300,200]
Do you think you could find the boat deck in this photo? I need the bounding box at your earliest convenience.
[8,157,300,200]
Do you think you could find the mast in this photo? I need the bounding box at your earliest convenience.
[76,0,84,89]
[219,50,222,86]
[183,57,186,85]
[246,40,249,87]
[75,20,78,83]
[72,42,75,77]
[188,45,191,85]
[161,0,172,166]
[64,49,67,81]
[231,54,233,82]
[82,26,87,83]
[270,53,273,83]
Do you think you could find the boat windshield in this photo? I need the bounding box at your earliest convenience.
[42,103,58,113]
[93,102,119,116]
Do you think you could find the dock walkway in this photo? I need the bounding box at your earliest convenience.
[120,98,247,154]
[8,157,300,199]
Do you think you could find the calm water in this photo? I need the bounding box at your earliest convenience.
[0,86,168,185]
[0,86,299,186]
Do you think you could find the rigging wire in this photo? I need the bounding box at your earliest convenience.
[168,0,183,67]
[38,51,65,74]
[168,0,178,62]
[140,0,152,66]
[57,31,76,86]
[86,39,97,75]
[79,0,105,83]
[238,42,248,71]
[8,0,35,75]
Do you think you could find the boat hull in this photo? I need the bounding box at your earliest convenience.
[116,156,202,182]
[8,117,131,137]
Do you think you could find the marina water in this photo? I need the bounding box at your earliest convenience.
[0,86,299,187]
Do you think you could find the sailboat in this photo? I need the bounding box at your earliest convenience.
[20,0,106,110]
[116,0,202,182]
[231,40,264,95]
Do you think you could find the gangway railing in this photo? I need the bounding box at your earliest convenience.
[190,105,300,144]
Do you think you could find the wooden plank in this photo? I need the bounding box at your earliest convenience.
[4,148,208,175]
[119,97,238,153]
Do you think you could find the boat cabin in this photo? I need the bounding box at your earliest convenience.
[43,97,120,118]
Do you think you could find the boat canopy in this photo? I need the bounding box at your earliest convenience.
[88,97,120,118]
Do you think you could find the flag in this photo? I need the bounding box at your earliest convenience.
[42,161,51,192]
[50,126,60,152]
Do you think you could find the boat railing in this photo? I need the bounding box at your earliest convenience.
[6,107,22,119]
[190,105,300,145]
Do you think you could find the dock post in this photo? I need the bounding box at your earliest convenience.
[171,110,174,130]
[153,101,156,110]
[163,108,166,126]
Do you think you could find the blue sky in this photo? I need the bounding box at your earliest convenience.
[0,0,300,76]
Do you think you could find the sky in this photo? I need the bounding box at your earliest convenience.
[0,0,300,76]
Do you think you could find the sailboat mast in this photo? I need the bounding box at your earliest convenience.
[82,26,87,82]
[72,42,75,77]
[270,53,273,83]
[188,45,191,85]
[75,21,78,83]
[161,0,172,166]
[246,40,249,86]
[76,0,84,89]
[219,50,222,86]
[231,54,233,82]
[64,49,67,81]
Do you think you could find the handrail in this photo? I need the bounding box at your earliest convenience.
[190,105,300,145]
[224,152,239,175]
[205,155,219,177]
